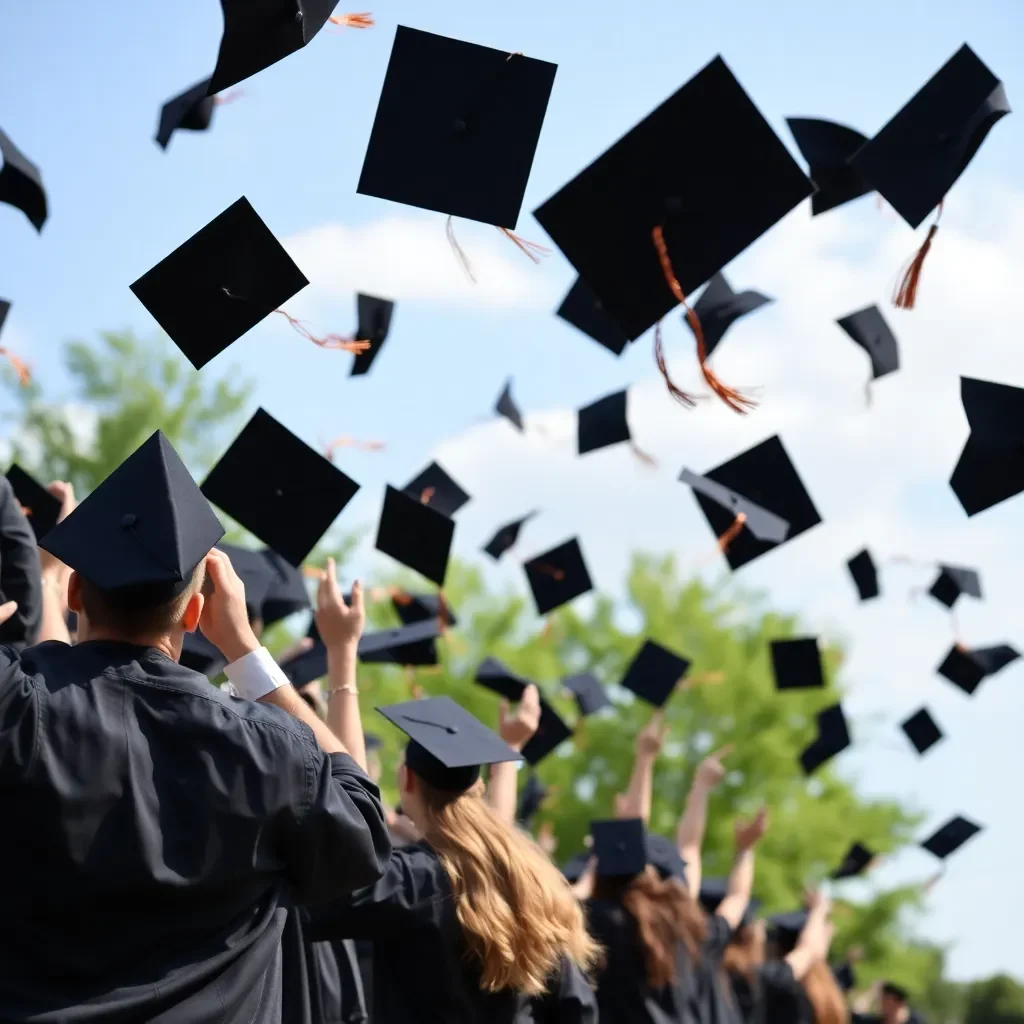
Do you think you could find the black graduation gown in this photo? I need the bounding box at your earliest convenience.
[758,961,812,1024]
[0,474,42,649]
[0,640,391,1023]
[307,841,598,1024]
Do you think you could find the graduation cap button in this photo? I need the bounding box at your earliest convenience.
[121,513,137,528]
[454,118,467,133]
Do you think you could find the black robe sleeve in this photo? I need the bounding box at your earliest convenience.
[528,958,598,1024]
[760,961,813,1024]
[0,660,38,777]
[0,477,41,649]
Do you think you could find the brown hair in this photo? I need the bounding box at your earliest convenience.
[77,561,206,638]
[593,868,705,988]
[723,922,764,985]
[801,961,849,1024]
[416,774,600,995]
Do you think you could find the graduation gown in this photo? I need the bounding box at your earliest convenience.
[307,840,597,1024]
[0,474,42,649]
[0,640,391,1023]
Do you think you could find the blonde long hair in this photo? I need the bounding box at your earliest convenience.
[417,774,601,995]
[802,961,849,1024]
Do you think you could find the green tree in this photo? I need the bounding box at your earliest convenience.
[962,975,1024,1024]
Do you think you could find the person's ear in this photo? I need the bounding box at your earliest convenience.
[181,591,204,633]
[399,761,415,796]
[67,571,83,614]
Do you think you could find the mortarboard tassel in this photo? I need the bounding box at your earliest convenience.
[629,441,658,468]
[328,12,375,29]
[716,512,747,555]
[892,202,942,311]
[497,226,550,264]
[323,435,387,461]
[0,348,31,387]
[652,226,756,415]
[419,486,435,505]
[213,90,244,107]
[446,216,477,284]
[653,324,697,408]
[272,309,371,352]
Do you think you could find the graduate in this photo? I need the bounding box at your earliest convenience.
[305,559,599,1023]
[0,433,391,1023]
[851,980,926,1024]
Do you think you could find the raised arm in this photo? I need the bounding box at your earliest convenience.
[716,806,768,929]
[616,710,668,823]
[36,482,76,645]
[785,890,834,982]
[0,476,42,648]
[487,684,541,824]
[675,745,731,896]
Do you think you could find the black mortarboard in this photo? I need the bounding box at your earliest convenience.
[833,962,857,993]
[6,464,62,541]
[689,436,821,570]
[850,45,1010,229]
[646,834,687,884]
[208,0,341,95]
[376,485,454,586]
[768,910,808,955]
[881,982,909,1003]
[577,390,632,456]
[0,129,47,233]
[620,639,690,707]
[41,431,224,598]
[393,592,459,630]
[556,277,631,356]
[495,378,524,432]
[521,699,573,766]
[482,511,538,561]
[0,299,9,335]
[202,408,359,566]
[837,305,899,381]
[523,537,593,615]
[516,772,548,828]
[403,461,470,518]
[378,695,522,792]
[359,618,442,667]
[533,56,812,340]
[216,543,275,620]
[563,672,611,716]
[156,79,217,150]
[689,272,772,359]
[800,702,850,774]
[831,841,875,880]
[928,564,981,608]
[920,815,982,860]
[902,707,944,755]
[180,628,228,678]
[972,644,1019,676]
[261,549,311,624]
[679,468,790,546]
[474,655,532,701]
[699,877,760,925]
[847,549,880,601]
[358,26,557,229]
[280,638,327,688]
[950,376,1024,517]
[350,293,396,376]
[591,818,648,877]
[937,645,985,696]
[130,197,308,370]
[771,637,825,691]
[786,117,871,216]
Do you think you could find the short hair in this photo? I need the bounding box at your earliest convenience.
[882,982,909,1003]
[77,561,207,637]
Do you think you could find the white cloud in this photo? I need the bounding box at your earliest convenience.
[284,214,559,311]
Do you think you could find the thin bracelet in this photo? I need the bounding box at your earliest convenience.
[328,683,359,698]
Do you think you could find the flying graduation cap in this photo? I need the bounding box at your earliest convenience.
[577,390,652,462]
[771,637,825,691]
[563,672,611,716]
[785,117,872,216]
[403,461,470,518]
[800,703,850,775]
[393,592,458,629]
[901,707,944,755]
[928,564,981,608]
[847,549,880,601]
[156,79,219,150]
[482,510,538,561]
[523,537,594,615]
[376,485,454,587]
[836,306,899,394]
[474,656,534,701]
[6,464,62,540]
[937,642,1019,696]
[350,294,396,376]
[950,376,1024,517]
[0,128,47,233]
[620,639,691,707]
[920,815,982,861]
[831,841,875,880]
[521,700,573,766]
[359,619,444,667]
[495,378,524,432]
[679,466,790,552]
[556,277,632,356]
[688,272,773,359]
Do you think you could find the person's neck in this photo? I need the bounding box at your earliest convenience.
[884,1009,911,1024]
[77,625,179,662]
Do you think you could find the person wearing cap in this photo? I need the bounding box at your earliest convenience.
[305,562,599,1023]
[0,432,391,1024]
[851,980,926,1024]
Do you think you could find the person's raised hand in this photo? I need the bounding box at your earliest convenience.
[695,743,733,790]
[38,481,76,576]
[198,548,259,663]
[734,805,769,851]
[0,600,18,626]
[499,683,541,752]
[315,557,365,649]
[636,709,669,760]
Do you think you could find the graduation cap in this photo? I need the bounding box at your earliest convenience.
[901,707,944,755]
[523,537,593,616]
[0,299,8,335]
[393,592,458,630]
[591,818,648,877]
[215,543,275,620]
[687,436,820,570]
[938,642,1019,696]
[881,982,910,1003]
[563,672,611,716]
[831,841,875,880]
[928,564,981,608]
[482,511,538,561]
[521,699,573,766]
[208,0,355,95]
[645,834,687,884]
[555,277,631,356]
[280,637,327,688]
[768,910,808,955]
[560,852,590,884]
[771,637,825,691]
[474,655,533,701]
[403,461,470,518]
[155,79,218,150]
[972,644,1020,676]
[358,26,557,229]
[800,703,850,775]
[950,376,1024,517]
[377,695,523,793]
[699,877,761,925]
[785,117,872,216]
[920,815,982,860]
[620,639,690,707]
[6,464,62,541]
[516,772,548,828]
[365,732,383,752]
[261,549,311,625]
[202,408,359,567]
[376,485,454,586]
[495,378,524,432]
[578,390,633,456]
[180,628,228,678]
[847,549,880,601]
[130,197,309,370]
[689,272,773,359]
[41,431,224,599]
[350,294,396,376]
[679,468,790,547]
[0,129,47,233]
[836,305,899,384]
[533,56,812,343]
[359,619,442,667]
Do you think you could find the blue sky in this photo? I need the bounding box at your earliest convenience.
[4,0,1024,981]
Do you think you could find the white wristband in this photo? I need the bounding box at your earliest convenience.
[224,646,290,701]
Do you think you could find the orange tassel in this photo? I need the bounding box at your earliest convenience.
[629,441,658,468]
[1,348,31,387]
[273,309,370,352]
[652,225,756,414]
[497,226,549,264]
[328,12,374,28]
[323,435,386,461]
[391,588,413,606]
[213,89,244,106]
[446,216,476,284]
[716,512,747,554]
[533,563,565,582]
[420,487,435,505]
[892,203,942,311]
[653,323,697,408]
[18,504,31,517]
